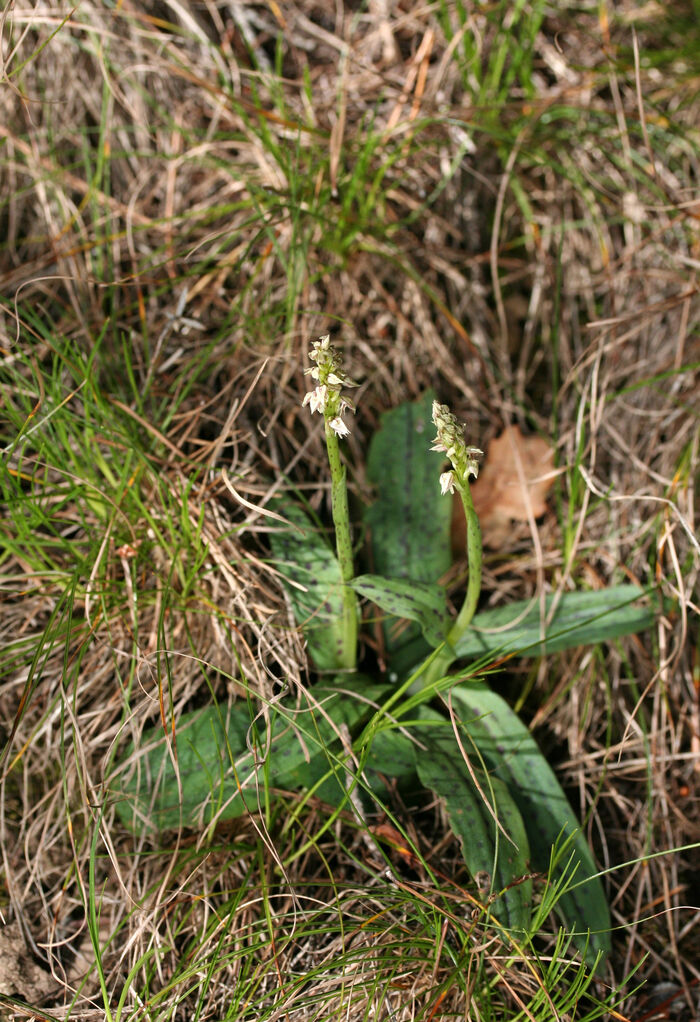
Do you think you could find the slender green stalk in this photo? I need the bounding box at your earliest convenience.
[420,402,484,689]
[449,481,482,640]
[325,420,358,666]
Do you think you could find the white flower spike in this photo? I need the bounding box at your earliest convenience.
[303,335,358,438]
[431,401,482,493]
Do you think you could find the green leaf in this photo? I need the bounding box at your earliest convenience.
[113,675,389,832]
[350,574,449,648]
[452,585,653,661]
[268,501,353,671]
[416,727,533,934]
[365,391,452,654]
[449,683,611,965]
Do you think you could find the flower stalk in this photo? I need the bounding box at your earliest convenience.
[422,402,483,688]
[303,336,359,669]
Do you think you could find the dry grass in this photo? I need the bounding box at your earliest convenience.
[1,1,699,1019]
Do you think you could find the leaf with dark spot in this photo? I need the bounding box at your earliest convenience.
[113,675,390,832]
[269,501,354,671]
[365,392,452,659]
[350,574,449,648]
[450,683,611,965]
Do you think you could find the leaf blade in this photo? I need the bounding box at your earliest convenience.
[449,683,611,964]
[114,676,389,832]
[415,728,533,934]
[365,392,452,655]
[268,501,353,671]
[350,573,449,647]
[452,585,653,660]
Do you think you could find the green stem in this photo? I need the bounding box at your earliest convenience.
[420,480,483,690]
[325,420,358,669]
[449,482,482,639]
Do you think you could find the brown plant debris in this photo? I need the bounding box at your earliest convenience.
[0,921,59,1004]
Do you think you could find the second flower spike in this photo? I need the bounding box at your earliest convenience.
[430,401,482,491]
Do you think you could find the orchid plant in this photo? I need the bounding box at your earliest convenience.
[115,336,655,971]
[301,335,359,669]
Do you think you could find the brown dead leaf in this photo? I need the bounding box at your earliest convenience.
[452,426,555,552]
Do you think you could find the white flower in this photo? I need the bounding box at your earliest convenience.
[329,416,350,437]
[302,385,328,414]
[439,471,456,495]
[466,456,480,480]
